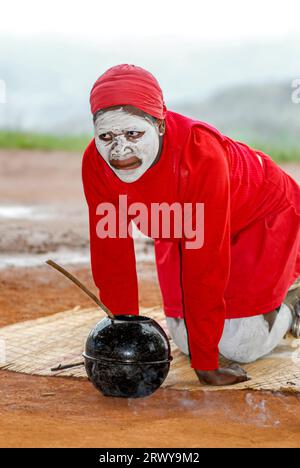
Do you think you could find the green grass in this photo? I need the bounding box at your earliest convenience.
[0,131,299,163]
[0,131,91,152]
[250,143,300,163]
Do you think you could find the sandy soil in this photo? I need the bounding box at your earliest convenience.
[1,371,300,448]
[0,149,300,448]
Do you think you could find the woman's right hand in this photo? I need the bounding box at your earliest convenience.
[195,364,250,386]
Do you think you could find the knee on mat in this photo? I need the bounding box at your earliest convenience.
[172,336,190,356]
[166,317,190,356]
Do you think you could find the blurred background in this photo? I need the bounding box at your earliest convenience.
[1,0,300,157]
[0,0,300,323]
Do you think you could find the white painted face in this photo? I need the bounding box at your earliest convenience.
[94,108,160,183]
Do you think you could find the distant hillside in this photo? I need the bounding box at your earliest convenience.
[0,35,300,140]
[174,82,300,148]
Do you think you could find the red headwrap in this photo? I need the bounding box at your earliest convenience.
[90,64,167,120]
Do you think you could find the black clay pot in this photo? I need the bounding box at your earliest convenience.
[83,315,172,398]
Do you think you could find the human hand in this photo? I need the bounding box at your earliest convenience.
[195,364,249,386]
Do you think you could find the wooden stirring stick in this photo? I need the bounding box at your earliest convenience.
[46,259,115,320]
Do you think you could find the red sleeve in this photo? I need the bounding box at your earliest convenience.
[82,145,139,315]
[154,239,184,317]
[180,127,231,370]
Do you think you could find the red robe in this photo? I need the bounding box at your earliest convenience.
[82,110,300,370]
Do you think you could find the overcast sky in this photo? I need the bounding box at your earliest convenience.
[1,0,300,43]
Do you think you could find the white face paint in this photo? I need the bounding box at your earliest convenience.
[94,108,160,183]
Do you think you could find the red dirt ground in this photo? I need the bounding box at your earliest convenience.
[0,149,299,448]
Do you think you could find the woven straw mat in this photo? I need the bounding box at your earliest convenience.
[0,305,299,392]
